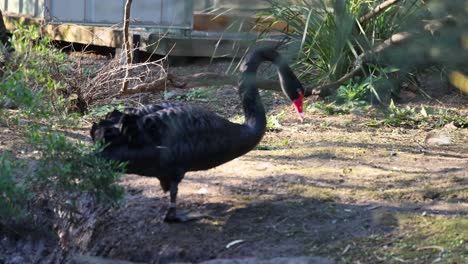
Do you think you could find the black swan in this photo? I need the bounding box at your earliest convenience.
[90,47,305,222]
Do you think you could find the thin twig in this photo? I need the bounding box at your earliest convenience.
[359,0,401,25]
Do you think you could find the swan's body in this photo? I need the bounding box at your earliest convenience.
[91,47,304,222]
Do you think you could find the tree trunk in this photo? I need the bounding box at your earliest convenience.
[120,0,133,94]
[0,9,9,45]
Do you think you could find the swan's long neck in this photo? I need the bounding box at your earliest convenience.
[238,48,296,143]
[239,70,267,133]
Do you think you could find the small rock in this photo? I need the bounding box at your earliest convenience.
[425,131,451,145]
[443,122,457,129]
[197,187,209,195]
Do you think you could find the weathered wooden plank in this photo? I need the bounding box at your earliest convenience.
[193,13,290,33]
[3,14,123,47]
[45,24,123,48]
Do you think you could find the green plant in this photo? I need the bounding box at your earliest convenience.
[263,0,353,83]
[438,113,468,128]
[307,101,347,115]
[229,111,285,130]
[0,151,28,224]
[307,90,371,116]
[262,0,427,97]
[384,101,427,127]
[0,128,125,227]
[27,129,125,208]
[336,80,369,103]
[368,100,468,129]
[176,87,215,102]
[0,22,70,116]
[84,100,126,119]
[266,111,285,131]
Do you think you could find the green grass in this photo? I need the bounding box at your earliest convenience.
[288,185,338,202]
[313,214,467,263]
[371,215,467,263]
[173,87,217,102]
[231,111,286,131]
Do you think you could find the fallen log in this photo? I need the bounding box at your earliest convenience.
[168,72,319,96]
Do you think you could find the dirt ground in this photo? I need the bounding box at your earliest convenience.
[0,58,467,264]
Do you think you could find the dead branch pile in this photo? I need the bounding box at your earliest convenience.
[82,57,168,106]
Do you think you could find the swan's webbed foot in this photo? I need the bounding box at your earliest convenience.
[164,208,203,223]
[164,179,203,223]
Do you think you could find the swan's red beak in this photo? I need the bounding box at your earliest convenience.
[293,91,304,122]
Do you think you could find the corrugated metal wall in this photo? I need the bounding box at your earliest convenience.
[1,0,193,28]
[0,0,45,17]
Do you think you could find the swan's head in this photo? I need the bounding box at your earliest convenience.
[292,89,304,122]
[90,110,126,146]
[276,62,305,122]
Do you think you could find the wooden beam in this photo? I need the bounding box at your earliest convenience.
[193,13,291,33]
[3,14,123,47]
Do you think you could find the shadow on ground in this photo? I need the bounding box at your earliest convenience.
[78,179,415,264]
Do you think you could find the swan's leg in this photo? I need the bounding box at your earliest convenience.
[164,181,202,223]
[164,181,180,221]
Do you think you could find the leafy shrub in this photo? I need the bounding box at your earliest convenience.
[367,100,468,128]
[0,128,124,228]
[263,0,426,83]
[307,74,381,115]
[0,22,70,115]
[0,22,124,227]
[336,81,369,104]
[27,129,125,208]
[0,151,28,224]
[84,100,125,119]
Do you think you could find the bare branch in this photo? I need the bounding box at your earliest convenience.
[120,0,133,93]
[313,31,415,97]
[359,0,401,25]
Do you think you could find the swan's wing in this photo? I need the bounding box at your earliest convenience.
[121,104,246,169]
[126,102,187,116]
